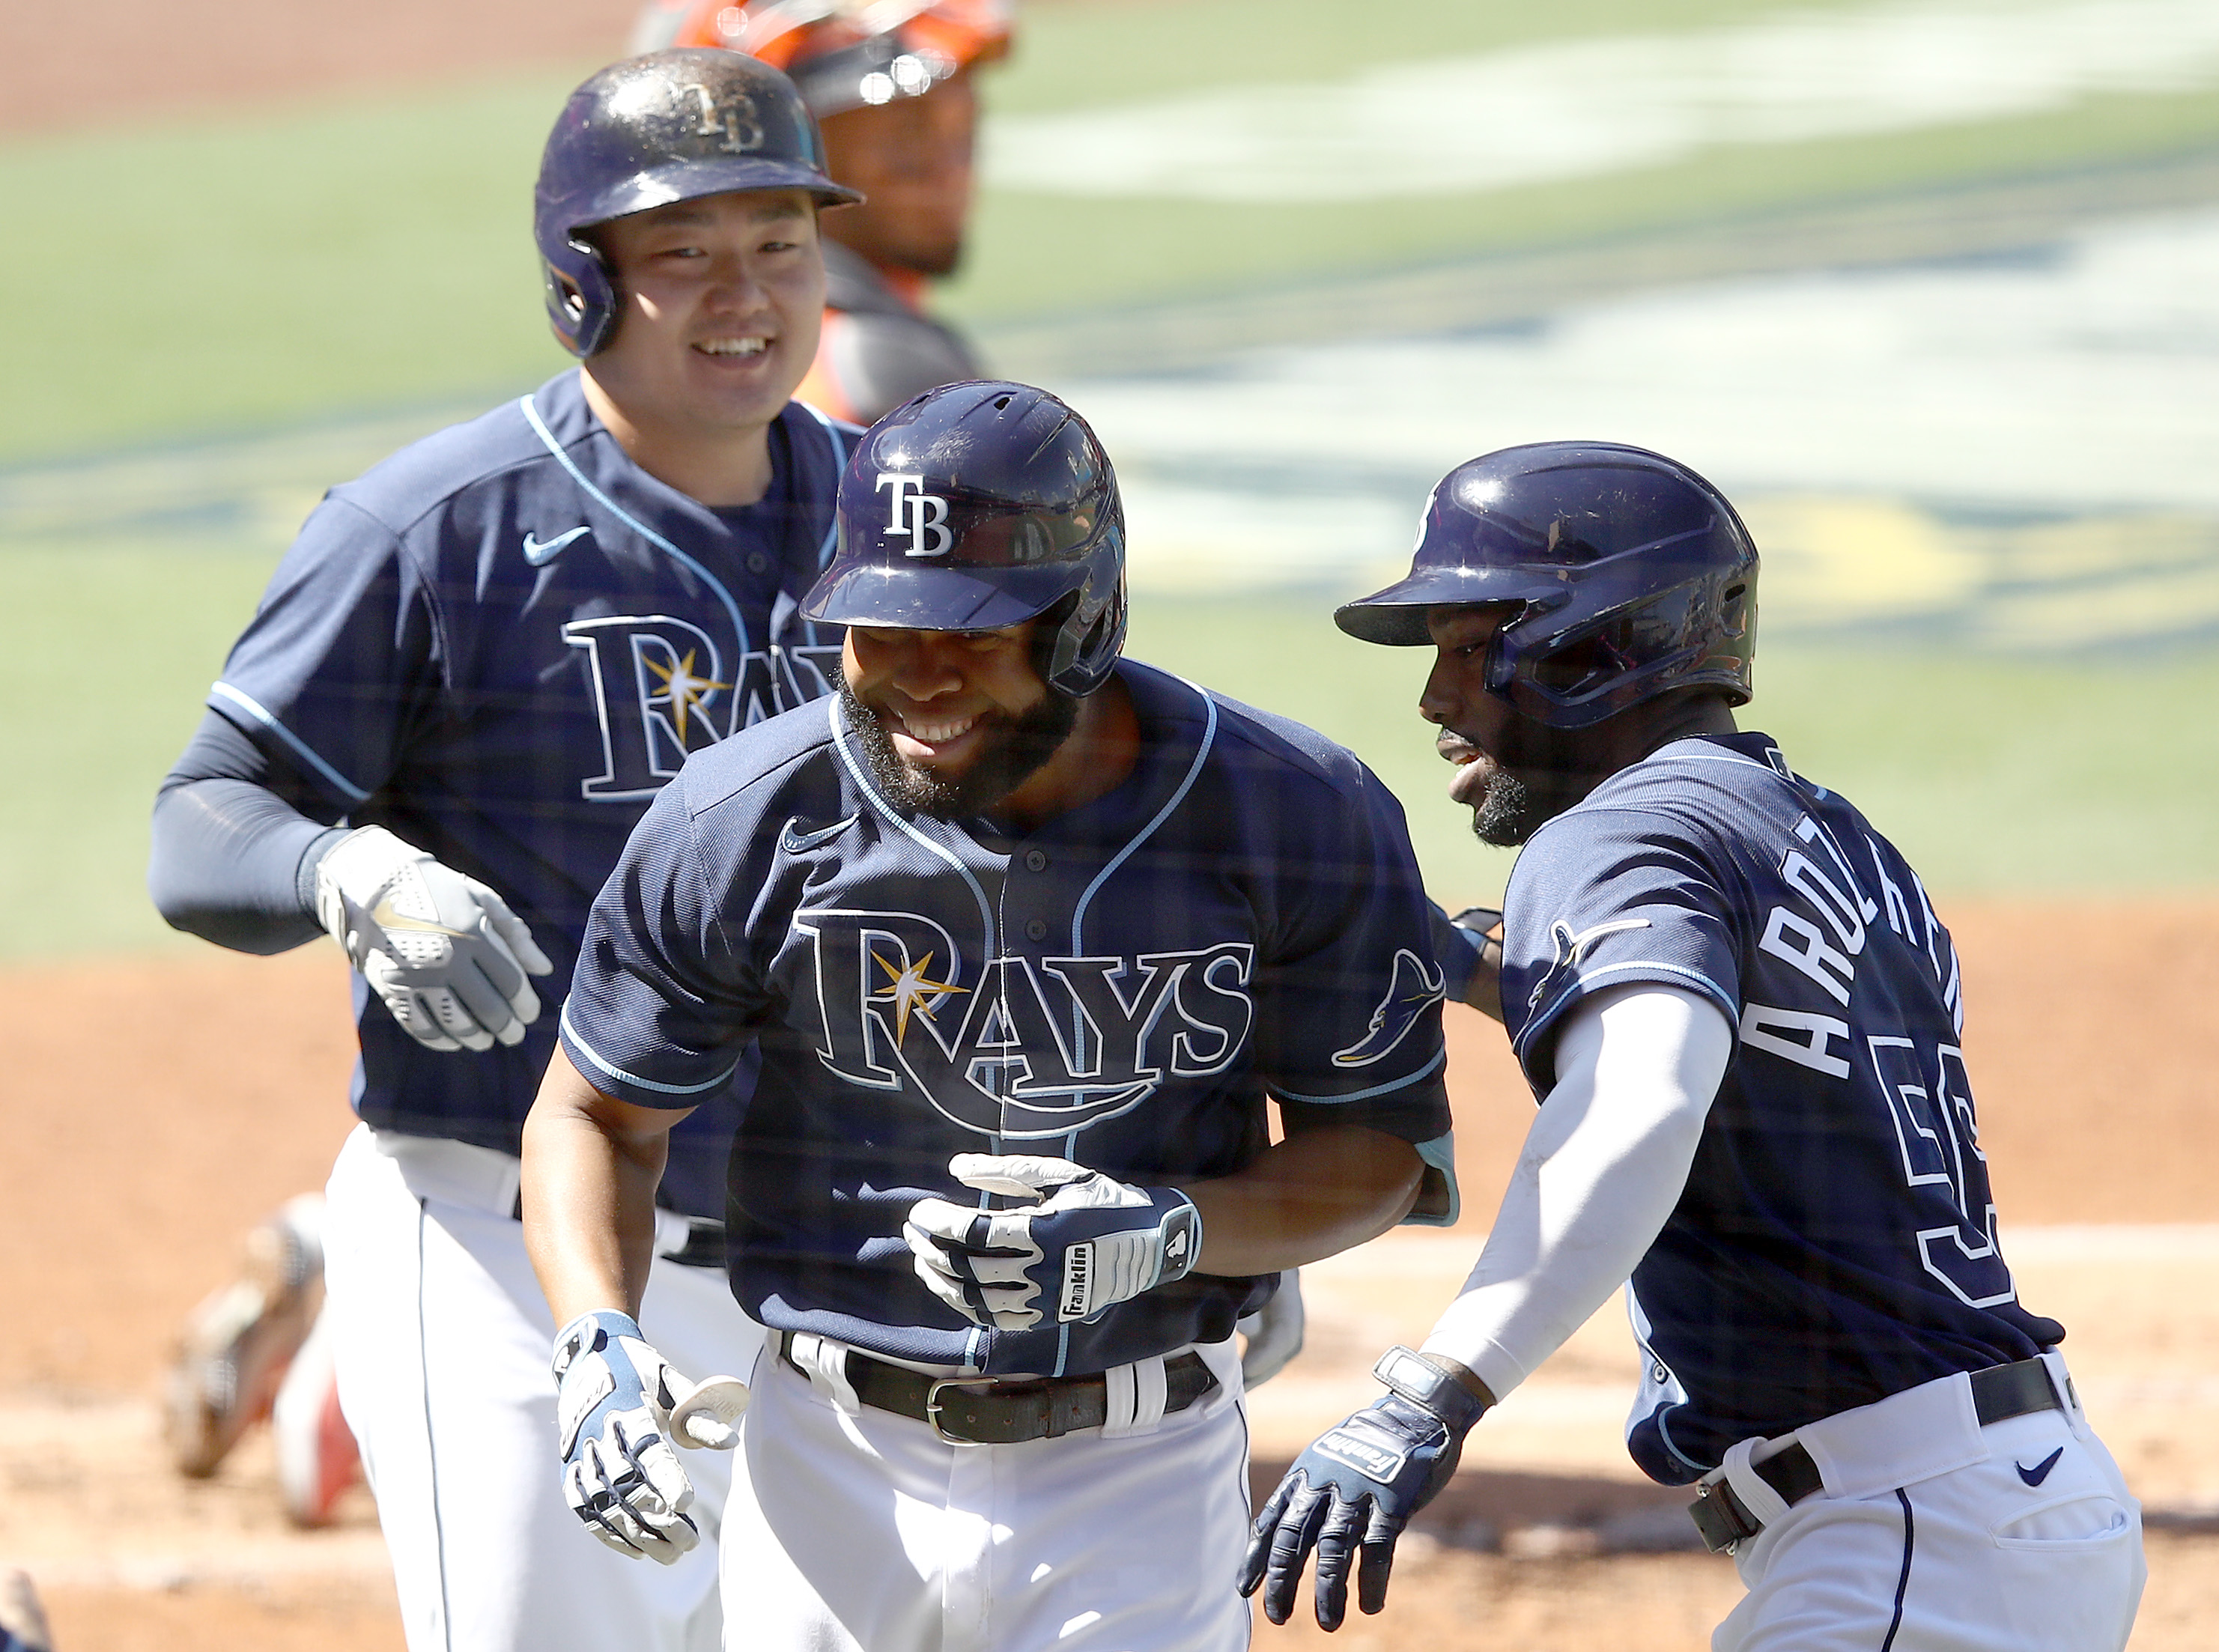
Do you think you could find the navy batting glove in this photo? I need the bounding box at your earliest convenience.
[1237,1346,1487,1630]
[905,1154,1200,1331]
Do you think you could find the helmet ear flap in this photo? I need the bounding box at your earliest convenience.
[544,239,620,358]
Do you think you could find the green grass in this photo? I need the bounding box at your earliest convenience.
[8,0,2219,459]
[0,547,279,960]
[1125,598,2219,912]
[6,571,2210,963]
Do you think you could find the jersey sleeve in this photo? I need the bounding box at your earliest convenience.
[207,494,444,816]
[1248,763,1456,1215]
[1500,803,1743,1093]
[559,779,768,1108]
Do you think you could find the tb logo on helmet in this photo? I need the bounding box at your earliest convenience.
[876,472,953,557]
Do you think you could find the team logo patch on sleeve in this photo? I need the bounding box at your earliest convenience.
[1332,949,1445,1067]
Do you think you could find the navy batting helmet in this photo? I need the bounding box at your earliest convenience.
[534,49,863,357]
[1336,442,1758,729]
[803,381,1126,697]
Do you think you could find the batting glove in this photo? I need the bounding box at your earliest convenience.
[314,826,553,1052]
[550,1311,748,1565]
[905,1154,1202,1332]
[1238,1346,1487,1630]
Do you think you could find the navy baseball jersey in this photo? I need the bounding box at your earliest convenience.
[561,661,1458,1376]
[207,370,855,1215]
[1499,732,2062,1484]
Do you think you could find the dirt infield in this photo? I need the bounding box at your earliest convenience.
[2,897,2214,1648]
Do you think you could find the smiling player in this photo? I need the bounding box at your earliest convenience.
[148,49,863,1651]
[521,380,1457,1649]
[1245,442,2146,1650]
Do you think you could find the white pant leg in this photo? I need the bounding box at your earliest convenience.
[1714,1407,2144,1652]
[719,1348,1254,1652]
[324,1124,760,1652]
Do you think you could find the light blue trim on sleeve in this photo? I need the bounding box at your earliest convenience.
[794,401,849,568]
[1403,1133,1460,1227]
[559,1001,741,1098]
[207,681,373,805]
[1272,1043,1446,1105]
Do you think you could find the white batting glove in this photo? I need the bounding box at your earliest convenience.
[550,1311,748,1565]
[314,826,553,1052]
[1237,1269,1306,1388]
[905,1154,1202,1332]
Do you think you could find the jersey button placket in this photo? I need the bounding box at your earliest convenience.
[1024,917,1049,943]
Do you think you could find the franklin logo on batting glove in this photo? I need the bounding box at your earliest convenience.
[906,1154,1201,1331]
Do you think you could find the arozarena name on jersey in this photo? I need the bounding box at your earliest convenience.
[564,616,843,801]
[801,908,1257,1138]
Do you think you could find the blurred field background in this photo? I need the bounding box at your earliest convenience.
[2,0,2216,1647]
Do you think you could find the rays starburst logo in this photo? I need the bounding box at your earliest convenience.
[869,949,968,1043]
[643,648,729,743]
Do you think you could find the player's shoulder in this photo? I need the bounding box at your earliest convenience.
[326,372,587,535]
[667,696,847,824]
[1123,661,1374,799]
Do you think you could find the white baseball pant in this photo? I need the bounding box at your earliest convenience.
[1713,1352,2143,1652]
[322,1124,762,1652]
[718,1337,1254,1651]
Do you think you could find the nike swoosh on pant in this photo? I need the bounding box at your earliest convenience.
[2016,1446,2065,1487]
[523,526,592,565]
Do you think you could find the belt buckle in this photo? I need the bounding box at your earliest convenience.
[924,1376,1004,1446]
[1688,1466,1763,1555]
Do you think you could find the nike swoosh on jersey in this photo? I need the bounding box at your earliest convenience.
[522,525,592,565]
[2015,1446,2065,1487]
[780,813,860,854]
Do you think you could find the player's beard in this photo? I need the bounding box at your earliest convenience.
[840,681,1080,821]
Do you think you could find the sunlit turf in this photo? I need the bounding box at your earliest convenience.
[7,0,2219,460]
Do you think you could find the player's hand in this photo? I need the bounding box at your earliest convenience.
[550,1311,748,1564]
[314,825,554,1052]
[1238,1346,1489,1630]
[1237,1269,1306,1388]
[905,1154,1201,1331]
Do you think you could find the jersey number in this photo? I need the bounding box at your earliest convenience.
[1866,1036,2016,1309]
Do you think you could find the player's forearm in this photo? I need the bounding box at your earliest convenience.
[148,774,344,954]
[1420,986,1728,1400]
[1181,1123,1423,1278]
[521,1048,680,1325]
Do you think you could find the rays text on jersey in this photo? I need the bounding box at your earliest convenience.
[798,908,1254,1138]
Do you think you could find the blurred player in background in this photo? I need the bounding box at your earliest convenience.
[634,0,1007,424]
[160,0,1031,1530]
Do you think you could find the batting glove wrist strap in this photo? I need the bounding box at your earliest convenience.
[905,1155,1203,1332]
[314,825,553,1054]
[550,1310,700,1565]
[1237,1345,1486,1630]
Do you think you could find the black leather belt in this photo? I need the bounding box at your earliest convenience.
[1690,1357,2063,1553]
[777,1331,1216,1445]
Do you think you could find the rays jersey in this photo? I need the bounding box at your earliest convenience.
[207,370,855,1216]
[1499,732,2063,1484]
[561,662,1458,1376]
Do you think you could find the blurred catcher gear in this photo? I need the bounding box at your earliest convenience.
[165,1194,326,1478]
[271,1307,363,1526]
[803,380,1127,696]
[1335,442,1758,729]
[632,0,1014,116]
[314,825,555,1054]
[534,47,862,356]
